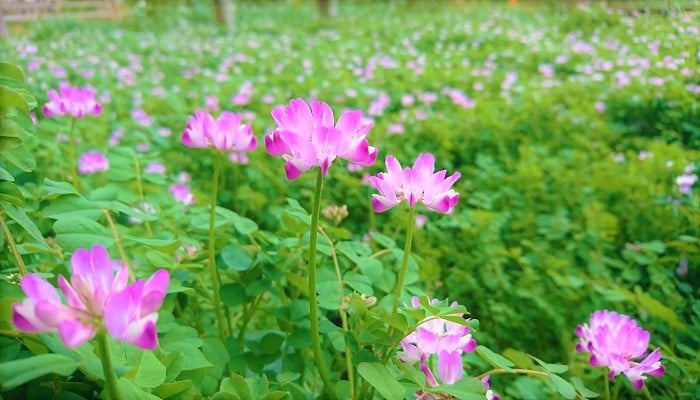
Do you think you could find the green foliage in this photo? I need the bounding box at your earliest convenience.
[0,1,698,399]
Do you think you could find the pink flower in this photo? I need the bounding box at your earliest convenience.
[103,270,169,349]
[595,101,606,113]
[78,151,109,175]
[398,297,476,386]
[265,98,378,180]
[481,376,500,400]
[169,183,195,205]
[145,162,166,174]
[576,310,664,390]
[12,245,169,349]
[676,164,697,194]
[183,110,257,153]
[43,83,102,119]
[205,96,220,112]
[369,153,460,213]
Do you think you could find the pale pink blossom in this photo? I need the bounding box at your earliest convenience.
[576,310,664,390]
[265,98,377,180]
[369,153,460,213]
[182,110,257,153]
[78,151,109,175]
[13,245,169,349]
[43,83,102,119]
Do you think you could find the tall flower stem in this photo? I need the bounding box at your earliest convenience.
[132,155,153,237]
[96,333,123,400]
[308,167,336,399]
[66,118,80,191]
[103,209,134,281]
[208,151,229,343]
[392,207,416,315]
[604,374,611,400]
[0,211,28,276]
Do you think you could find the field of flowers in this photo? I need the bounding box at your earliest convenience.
[0,1,698,399]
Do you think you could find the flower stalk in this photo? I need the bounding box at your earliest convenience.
[208,151,230,343]
[392,206,416,315]
[0,211,28,276]
[67,117,80,190]
[308,167,336,399]
[96,333,124,400]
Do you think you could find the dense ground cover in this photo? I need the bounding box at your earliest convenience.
[0,1,698,399]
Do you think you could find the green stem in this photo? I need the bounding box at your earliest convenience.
[208,151,229,343]
[392,207,416,315]
[133,155,153,237]
[103,209,134,281]
[67,118,80,191]
[96,333,123,400]
[308,167,336,399]
[0,211,28,276]
[319,226,355,399]
[604,373,611,400]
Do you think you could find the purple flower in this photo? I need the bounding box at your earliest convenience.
[12,245,169,349]
[169,183,195,205]
[398,297,476,386]
[676,164,697,194]
[43,83,102,119]
[78,151,109,175]
[265,98,378,180]
[145,162,166,174]
[369,153,460,213]
[482,376,500,400]
[183,110,257,153]
[576,310,664,390]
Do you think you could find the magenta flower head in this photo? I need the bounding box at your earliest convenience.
[265,98,378,180]
[576,310,664,390]
[78,151,109,175]
[43,83,102,119]
[12,245,169,350]
[398,297,477,386]
[182,109,257,153]
[369,153,460,213]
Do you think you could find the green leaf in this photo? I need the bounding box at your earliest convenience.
[356,362,404,400]
[0,63,25,83]
[134,351,166,388]
[634,287,684,329]
[0,136,22,151]
[53,216,114,251]
[0,166,13,181]
[344,271,373,295]
[0,353,79,391]
[3,203,46,246]
[221,244,253,271]
[0,180,23,205]
[117,377,161,400]
[570,377,599,398]
[2,145,36,172]
[370,232,396,248]
[153,380,195,400]
[551,375,576,399]
[438,377,486,399]
[476,346,514,371]
[221,375,253,400]
[43,178,80,196]
[230,213,258,235]
[0,85,29,111]
[221,282,246,307]
[122,235,181,253]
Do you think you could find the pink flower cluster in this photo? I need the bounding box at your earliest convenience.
[369,153,460,213]
[398,297,477,386]
[576,310,664,390]
[78,151,109,175]
[43,83,102,119]
[183,110,257,154]
[13,245,169,350]
[265,98,378,180]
